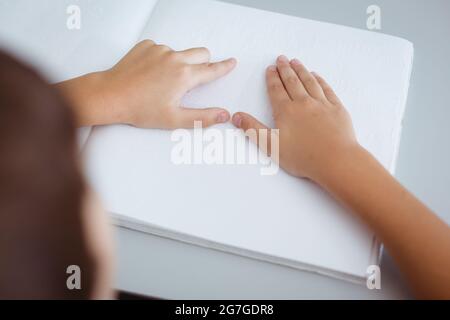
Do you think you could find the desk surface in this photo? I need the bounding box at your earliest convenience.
[116,0,450,299]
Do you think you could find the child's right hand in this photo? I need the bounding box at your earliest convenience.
[232,55,361,184]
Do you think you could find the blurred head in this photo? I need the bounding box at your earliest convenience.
[0,50,114,299]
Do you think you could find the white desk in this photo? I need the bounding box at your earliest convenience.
[114,0,450,299]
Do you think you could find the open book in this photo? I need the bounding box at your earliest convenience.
[0,0,413,283]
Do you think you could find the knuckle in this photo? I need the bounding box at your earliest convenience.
[286,76,299,86]
[139,39,154,47]
[296,94,311,104]
[302,77,317,88]
[176,65,191,79]
[269,83,284,92]
[166,50,180,61]
[175,65,192,83]
[157,44,171,52]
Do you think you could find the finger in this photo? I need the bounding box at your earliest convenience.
[276,55,307,100]
[232,112,273,156]
[290,59,324,99]
[178,47,211,64]
[173,107,230,129]
[311,72,342,105]
[192,58,237,86]
[266,65,290,117]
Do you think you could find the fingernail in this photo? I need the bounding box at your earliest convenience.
[216,111,230,124]
[267,65,277,72]
[278,55,289,63]
[232,114,242,128]
[291,58,301,65]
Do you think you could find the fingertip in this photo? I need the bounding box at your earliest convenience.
[228,58,238,71]
[267,65,277,73]
[220,57,237,69]
[311,71,321,80]
[197,58,236,85]
[232,113,243,128]
[266,66,280,82]
[277,55,289,64]
[228,57,237,65]
[290,58,301,66]
[217,57,236,70]
[216,110,230,124]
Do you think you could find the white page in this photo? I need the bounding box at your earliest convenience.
[0,0,158,145]
[84,0,413,280]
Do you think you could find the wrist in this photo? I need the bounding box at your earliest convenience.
[57,71,125,127]
[90,70,137,126]
[78,71,118,126]
[314,143,371,190]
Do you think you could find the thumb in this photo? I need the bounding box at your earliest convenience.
[173,107,230,129]
[232,112,274,156]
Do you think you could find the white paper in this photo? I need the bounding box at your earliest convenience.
[73,0,413,280]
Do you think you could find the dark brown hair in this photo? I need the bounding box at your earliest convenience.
[0,50,95,299]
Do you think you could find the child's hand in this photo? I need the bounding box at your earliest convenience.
[103,40,236,129]
[60,40,237,129]
[232,55,360,184]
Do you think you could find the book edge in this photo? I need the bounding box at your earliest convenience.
[111,212,367,285]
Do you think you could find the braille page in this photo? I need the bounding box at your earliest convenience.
[84,0,413,281]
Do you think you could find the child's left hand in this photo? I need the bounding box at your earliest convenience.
[57,40,237,129]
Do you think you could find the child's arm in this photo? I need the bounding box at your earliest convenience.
[56,40,236,129]
[232,55,450,299]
